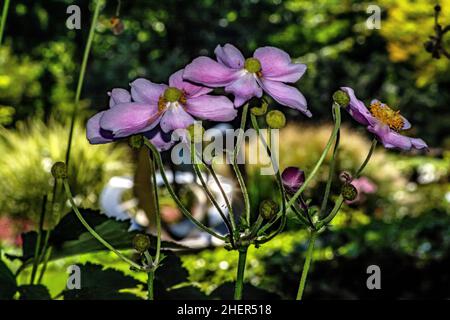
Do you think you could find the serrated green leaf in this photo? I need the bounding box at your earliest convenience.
[0,259,17,300]
[9,209,187,263]
[61,263,144,300]
[155,251,190,288]
[18,285,51,300]
[210,282,281,300]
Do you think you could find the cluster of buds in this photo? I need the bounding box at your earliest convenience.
[424,5,450,60]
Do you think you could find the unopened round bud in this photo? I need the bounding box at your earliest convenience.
[187,123,204,142]
[333,90,350,107]
[266,110,286,129]
[282,167,305,194]
[424,40,435,53]
[110,16,125,35]
[250,100,268,116]
[341,183,358,201]
[51,162,67,179]
[133,234,151,253]
[259,199,279,220]
[435,4,441,12]
[129,135,143,149]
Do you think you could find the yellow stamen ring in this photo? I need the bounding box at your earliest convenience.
[369,100,404,132]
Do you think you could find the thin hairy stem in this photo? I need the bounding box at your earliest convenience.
[65,0,104,166]
[144,139,226,241]
[233,103,251,225]
[62,179,143,270]
[296,231,317,300]
[234,247,248,300]
[0,0,11,45]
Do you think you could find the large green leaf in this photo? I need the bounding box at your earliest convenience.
[49,209,139,259]
[18,285,51,300]
[0,259,17,300]
[154,282,207,300]
[7,209,186,263]
[151,251,208,299]
[155,251,190,289]
[62,263,144,300]
[210,282,281,300]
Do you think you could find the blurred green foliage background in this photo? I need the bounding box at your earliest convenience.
[0,0,449,299]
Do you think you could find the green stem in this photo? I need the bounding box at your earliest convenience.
[147,270,155,300]
[317,137,377,229]
[287,104,341,210]
[62,179,143,270]
[319,129,340,216]
[233,103,251,225]
[0,0,10,45]
[37,179,59,283]
[250,113,287,237]
[234,247,248,300]
[296,231,317,300]
[144,139,226,240]
[30,195,47,284]
[37,247,52,284]
[316,195,344,229]
[267,104,341,229]
[191,145,234,238]
[289,202,310,227]
[203,161,237,234]
[65,0,104,166]
[355,138,377,178]
[149,153,162,266]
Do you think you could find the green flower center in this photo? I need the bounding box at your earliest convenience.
[164,87,183,102]
[244,58,262,73]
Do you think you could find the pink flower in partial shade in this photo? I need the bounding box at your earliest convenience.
[346,177,377,204]
[183,44,311,116]
[87,69,237,151]
[340,87,428,151]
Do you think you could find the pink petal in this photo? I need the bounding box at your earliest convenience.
[214,44,245,69]
[401,116,411,130]
[185,95,237,121]
[183,57,241,87]
[100,102,161,138]
[254,46,306,83]
[86,112,114,144]
[225,72,263,107]
[169,69,212,98]
[130,78,167,104]
[340,87,373,126]
[368,124,412,150]
[259,79,311,116]
[160,105,195,133]
[108,88,131,107]
[411,138,428,150]
[144,128,175,152]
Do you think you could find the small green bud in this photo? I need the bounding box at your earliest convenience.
[250,100,268,116]
[133,234,151,253]
[51,162,67,179]
[129,135,143,149]
[333,90,350,107]
[341,183,358,201]
[259,199,279,220]
[265,110,286,129]
[186,123,204,143]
